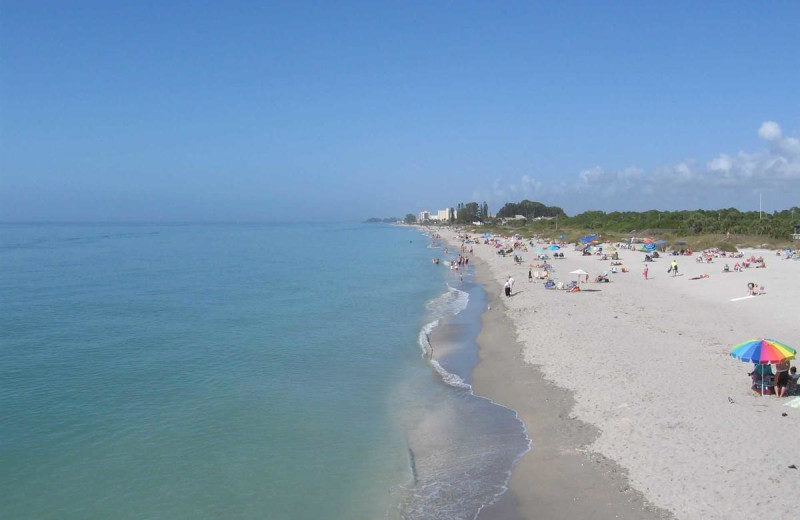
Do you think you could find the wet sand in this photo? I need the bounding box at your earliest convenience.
[434,228,800,520]
[471,255,672,520]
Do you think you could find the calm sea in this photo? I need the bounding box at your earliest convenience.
[1,223,527,519]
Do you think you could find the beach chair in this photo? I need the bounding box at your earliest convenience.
[752,375,775,395]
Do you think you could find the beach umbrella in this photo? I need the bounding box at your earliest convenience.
[643,243,656,251]
[643,238,653,244]
[731,339,796,396]
[731,338,796,364]
[569,269,588,283]
[547,245,560,251]
[656,240,667,246]
[675,241,687,246]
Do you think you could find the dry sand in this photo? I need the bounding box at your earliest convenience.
[437,229,799,520]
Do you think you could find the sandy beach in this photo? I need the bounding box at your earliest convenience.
[435,228,799,520]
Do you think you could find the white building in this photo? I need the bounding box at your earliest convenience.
[437,208,454,221]
[418,210,431,222]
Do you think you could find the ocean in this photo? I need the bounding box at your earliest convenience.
[0,223,528,519]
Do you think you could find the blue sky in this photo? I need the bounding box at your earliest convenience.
[2,1,798,221]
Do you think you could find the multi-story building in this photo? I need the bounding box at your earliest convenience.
[437,208,454,222]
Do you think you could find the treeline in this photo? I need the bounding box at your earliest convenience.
[454,201,489,224]
[493,203,798,239]
[563,208,798,239]
[495,200,566,219]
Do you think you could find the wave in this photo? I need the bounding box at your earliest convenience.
[417,286,471,390]
[424,285,469,318]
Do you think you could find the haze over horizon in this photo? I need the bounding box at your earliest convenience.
[2,2,798,222]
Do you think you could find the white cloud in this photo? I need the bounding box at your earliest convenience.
[707,154,733,172]
[578,166,603,185]
[758,121,782,141]
[480,121,800,212]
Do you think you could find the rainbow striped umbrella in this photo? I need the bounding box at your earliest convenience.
[730,338,796,364]
[731,339,795,396]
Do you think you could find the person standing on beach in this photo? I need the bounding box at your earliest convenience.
[670,260,678,277]
[643,265,649,280]
[528,267,533,282]
[504,279,511,297]
[775,359,790,397]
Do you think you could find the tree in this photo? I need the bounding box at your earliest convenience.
[496,200,565,219]
[404,213,417,224]
[455,202,480,223]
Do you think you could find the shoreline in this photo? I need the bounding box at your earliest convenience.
[433,227,799,520]
[469,254,672,520]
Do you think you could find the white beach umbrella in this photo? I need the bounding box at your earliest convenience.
[570,269,588,283]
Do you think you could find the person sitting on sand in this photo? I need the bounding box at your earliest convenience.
[747,282,757,296]
[723,264,730,272]
[749,363,774,393]
[733,262,741,272]
[788,366,798,394]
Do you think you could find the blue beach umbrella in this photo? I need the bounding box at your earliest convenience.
[547,245,560,251]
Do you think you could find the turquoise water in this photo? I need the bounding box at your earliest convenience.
[1,223,527,519]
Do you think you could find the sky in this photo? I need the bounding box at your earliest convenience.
[1,1,798,222]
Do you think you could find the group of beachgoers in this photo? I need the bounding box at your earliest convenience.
[749,361,799,397]
[440,231,797,300]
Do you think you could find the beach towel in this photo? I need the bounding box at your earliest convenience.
[784,397,800,409]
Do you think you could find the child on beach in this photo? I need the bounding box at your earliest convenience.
[642,265,649,280]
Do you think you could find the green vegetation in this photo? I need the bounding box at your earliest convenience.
[454,201,489,224]
[438,201,800,251]
[495,199,565,219]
